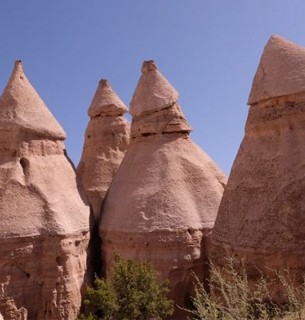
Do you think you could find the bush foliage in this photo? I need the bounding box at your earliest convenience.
[78,253,174,320]
[185,255,305,320]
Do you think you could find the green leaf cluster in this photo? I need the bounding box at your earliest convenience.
[79,253,174,320]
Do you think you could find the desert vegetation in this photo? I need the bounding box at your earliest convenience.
[78,253,174,320]
[185,255,305,320]
[80,253,305,320]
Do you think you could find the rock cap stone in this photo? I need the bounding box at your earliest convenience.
[88,79,128,118]
[0,60,66,139]
[130,60,179,117]
[248,34,305,105]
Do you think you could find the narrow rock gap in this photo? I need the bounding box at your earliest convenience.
[19,157,29,175]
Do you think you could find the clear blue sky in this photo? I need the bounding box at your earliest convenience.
[1,1,304,175]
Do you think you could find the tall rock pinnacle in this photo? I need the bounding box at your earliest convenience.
[78,79,130,220]
[100,61,227,317]
[0,61,90,319]
[211,35,305,300]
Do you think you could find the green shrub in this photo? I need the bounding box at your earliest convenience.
[185,255,305,320]
[78,253,174,320]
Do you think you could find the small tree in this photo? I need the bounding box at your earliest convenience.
[79,253,174,320]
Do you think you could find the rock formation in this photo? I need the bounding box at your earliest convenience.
[211,35,305,298]
[100,60,227,316]
[78,79,130,220]
[0,61,90,319]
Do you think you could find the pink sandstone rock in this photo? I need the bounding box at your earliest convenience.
[0,298,27,320]
[100,60,227,317]
[0,60,65,140]
[0,61,90,319]
[248,34,305,105]
[211,35,305,300]
[78,79,130,220]
[130,60,179,117]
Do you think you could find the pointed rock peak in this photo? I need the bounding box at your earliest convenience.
[130,60,179,117]
[88,79,128,118]
[141,60,158,73]
[0,60,66,140]
[13,59,23,73]
[100,79,110,87]
[248,34,305,105]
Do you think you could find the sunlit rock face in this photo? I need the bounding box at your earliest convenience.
[100,60,226,317]
[78,79,130,221]
[0,61,90,320]
[211,35,305,300]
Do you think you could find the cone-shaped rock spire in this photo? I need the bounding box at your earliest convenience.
[130,60,179,117]
[100,61,226,318]
[130,61,191,137]
[211,35,305,301]
[248,34,305,105]
[88,79,128,118]
[0,60,66,139]
[0,62,90,319]
[78,79,130,220]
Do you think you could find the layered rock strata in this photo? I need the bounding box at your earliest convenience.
[211,35,305,299]
[100,60,227,315]
[0,61,90,319]
[78,79,130,221]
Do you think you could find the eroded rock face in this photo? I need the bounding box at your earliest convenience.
[100,61,226,316]
[78,80,130,220]
[248,34,305,105]
[0,61,90,320]
[211,35,305,299]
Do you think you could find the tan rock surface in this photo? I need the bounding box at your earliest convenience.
[0,60,65,140]
[130,60,179,117]
[0,298,29,320]
[88,79,128,118]
[248,34,305,105]
[0,61,90,319]
[211,35,305,300]
[100,61,226,317]
[78,79,130,220]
